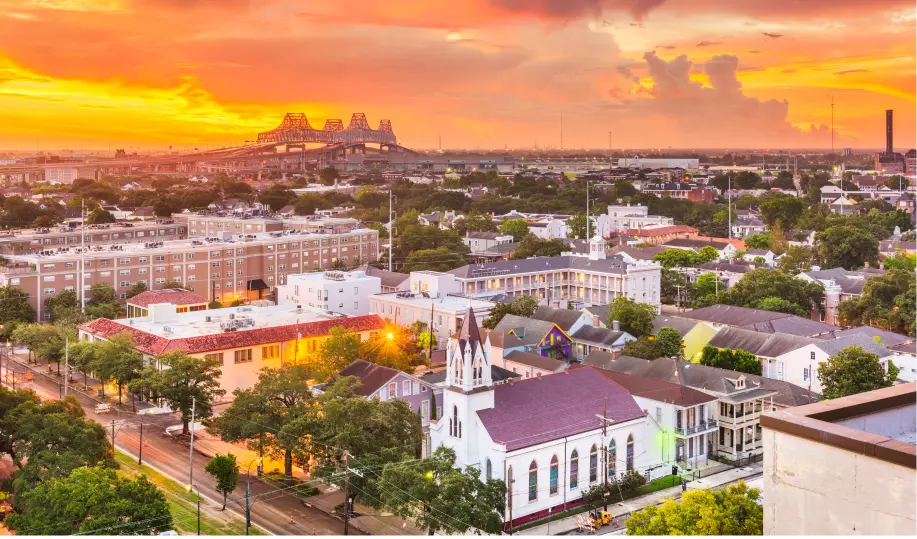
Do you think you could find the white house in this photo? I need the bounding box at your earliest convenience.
[276,270,380,316]
[429,307,667,528]
[742,249,776,266]
[790,336,896,394]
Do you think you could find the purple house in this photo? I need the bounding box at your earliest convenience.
[493,314,573,359]
[333,360,442,454]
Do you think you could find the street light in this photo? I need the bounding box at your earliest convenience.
[186,485,201,536]
[245,458,262,536]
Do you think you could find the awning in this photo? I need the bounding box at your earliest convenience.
[246,279,270,291]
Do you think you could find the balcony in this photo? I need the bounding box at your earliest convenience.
[718,410,760,425]
[674,419,718,437]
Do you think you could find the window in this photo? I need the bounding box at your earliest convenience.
[421,400,430,420]
[569,449,579,489]
[388,382,397,399]
[810,351,816,361]
[549,455,559,495]
[803,368,809,381]
[589,445,598,483]
[262,344,280,360]
[656,407,662,423]
[529,460,538,501]
[608,440,617,477]
[626,434,634,471]
[402,380,411,396]
[234,349,253,364]
[485,459,492,482]
[449,405,462,438]
[412,381,420,394]
[204,352,224,365]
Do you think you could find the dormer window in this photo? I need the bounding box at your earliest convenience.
[736,376,746,389]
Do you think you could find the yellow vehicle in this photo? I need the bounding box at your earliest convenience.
[590,511,612,530]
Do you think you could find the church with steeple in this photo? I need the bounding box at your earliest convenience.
[429,306,660,527]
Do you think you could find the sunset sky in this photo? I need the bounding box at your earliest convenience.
[0,0,914,150]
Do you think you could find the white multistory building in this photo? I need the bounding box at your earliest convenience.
[595,204,674,237]
[276,270,380,316]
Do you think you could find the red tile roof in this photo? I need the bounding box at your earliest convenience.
[127,289,209,308]
[79,315,386,356]
[626,225,698,237]
[476,368,645,451]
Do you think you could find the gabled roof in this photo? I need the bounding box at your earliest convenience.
[610,245,669,261]
[421,365,519,385]
[813,335,891,358]
[678,304,839,337]
[493,314,563,346]
[504,350,568,372]
[570,325,628,348]
[707,327,816,358]
[652,315,699,336]
[457,305,483,356]
[465,231,507,240]
[832,326,912,347]
[337,359,404,397]
[571,365,717,407]
[476,368,645,451]
[585,352,819,407]
[449,256,632,279]
[663,238,731,250]
[127,289,208,308]
[531,306,587,333]
[359,265,409,289]
[584,304,611,327]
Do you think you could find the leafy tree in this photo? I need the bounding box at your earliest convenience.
[606,297,656,337]
[44,289,81,323]
[126,281,148,299]
[699,346,762,375]
[695,245,720,264]
[510,234,566,259]
[67,339,98,390]
[379,446,505,535]
[621,336,660,360]
[883,252,916,271]
[654,327,683,358]
[132,351,225,435]
[7,397,112,498]
[694,273,724,303]
[402,247,467,272]
[452,211,498,237]
[205,453,240,510]
[0,285,35,325]
[777,246,814,275]
[768,219,789,255]
[394,224,469,262]
[310,378,423,506]
[817,345,897,399]
[567,212,597,239]
[837,269,915,336]
[95,333,143,409]
[626,482,762,535]
[743,234,770,250]
[86,283,123,319]
[5,465,172,536]
[85,207,116,224]
[257,186,296,211]
[721,268,823,316]
[293,193,332,216]
[299,326,363,382]
[660,268,693,306]
[653,249,698,269]
[0,386,40,464]
[760,194,805,229]
[211,364,316,478]
[319,167,340,185]
[481,296,537,329]
[815,225,879,270]
[753,296,807,316]
[499,219,530,242]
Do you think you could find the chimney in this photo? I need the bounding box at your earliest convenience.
[612,319,620,332]
[611,348,621,360]
[886,110,894,154]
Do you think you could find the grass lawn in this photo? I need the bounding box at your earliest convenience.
[637,475,680,495]
[115,452,266,535]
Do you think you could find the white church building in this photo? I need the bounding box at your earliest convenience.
[429,307,670,528]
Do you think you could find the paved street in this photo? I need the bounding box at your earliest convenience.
[2,349,359,536]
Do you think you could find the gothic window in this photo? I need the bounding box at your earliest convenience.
[569,449,579,489]
[589,445,598,483]
[608,439,617,477]
[451,405,462,439]
[549,456,558,495]
[626,434,635,471]
[528,461,538,501]
[486,459,492,481]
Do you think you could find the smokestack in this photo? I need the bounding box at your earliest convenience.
[886,110,893,154]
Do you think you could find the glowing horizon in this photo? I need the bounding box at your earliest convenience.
[0,0,914,151]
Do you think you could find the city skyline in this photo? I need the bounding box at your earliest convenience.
[0,0,914,150]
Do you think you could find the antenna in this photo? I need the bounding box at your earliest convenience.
[830,95,835,159]
[560,113,563,151]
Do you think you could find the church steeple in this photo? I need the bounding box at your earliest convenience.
[446,306,492,391]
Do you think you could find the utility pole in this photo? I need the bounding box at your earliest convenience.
[427,302,435,364]
[388,190,394,272]
[189,397,196,487]
[63,337,69,398]
[343,452,351,536]
[727,176,732,240]
[585,180,590,239]
[560,114,563,151]
[602,397,608,510]
[830,95,835,160]
[138,422,144,465]
[507,469,514,535]
[80,199,86,314]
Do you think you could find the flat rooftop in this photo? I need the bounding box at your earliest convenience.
[7,228,376,262]
[118,304,344,339]
[373,292,494,312]
[0,220,181,239]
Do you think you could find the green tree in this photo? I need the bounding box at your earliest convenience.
[769,219,789,255]
[378,446,505,535]
[452,211,497,237]
[760,194,805,229]
[85,207,116,224]
[293,193,332,216]
[815,225,879,270]
[310,378,423,506]
[86,283,123,319]
[204,453,239,510]
[567,212,597,240]
[695,245,720,264]
[626,482,762,535]
[660,268,693,306]
[694,273,724,303]
[0,386,40,464]
[883,252,916,271]
[777,245,814,275]
[257,186,296,211]
[699,346,762,375]
[653,249,698,269]
[606,297,656,337]
[754,296,806,316]
[722,268,823,316]
[621,336,660,360]
[0,286,35,326]
[132,351,225,435]
[510,234,566,259]
[211,364,316,478]
[300,326,363,382]
[67,339,98,390]
[402,247,467,272]
[44,289,81,323]
[837,269,915,336]
[481,296,538,329]
[6,465,172,536]
[499,219,529,242]
[743,233,770,250]
[95,333,143,409]
[654,327,683,358]
[126,281,148,299]
[817,345,897,399]
[319,167,340,185]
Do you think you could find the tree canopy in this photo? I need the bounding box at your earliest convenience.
[481,296,538,329]
[720,268,823,317]
[132,351,225,434]
[499,219,530,242]
[815,225,880,270]
[817,345,898,399]
[700,345,762,375]
[205,453,240,510]
[626,482,762,536]
[606,297,656,337]
[837,269,915,336]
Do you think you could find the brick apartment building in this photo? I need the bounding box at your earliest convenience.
[173,212,362,237]
[0,228,379,320]
[0,220,187,255]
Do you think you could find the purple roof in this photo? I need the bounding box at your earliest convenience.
[477,368,645,451]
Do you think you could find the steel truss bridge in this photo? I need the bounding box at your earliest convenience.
[256,112,398,146]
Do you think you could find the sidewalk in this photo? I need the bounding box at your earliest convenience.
[515,463,763,535]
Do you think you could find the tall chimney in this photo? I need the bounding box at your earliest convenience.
[886,110,893,154]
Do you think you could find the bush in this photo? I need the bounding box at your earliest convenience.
[295,484,319,497]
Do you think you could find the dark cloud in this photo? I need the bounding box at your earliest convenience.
[488,0,668,20]
[696,41,722,47]
[833,69,869,75]
[655,45,676,50]
[762,32,783,38]
[747,50,762,54]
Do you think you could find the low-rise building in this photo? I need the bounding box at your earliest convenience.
[493,314,574,359]
[797,267,887,325]
[359,265,409,292]
[277,270,380,316]
[662,238,736,259]
[502,350,569,378]
[125,288,208,318]
[761,383,916,535]
[596,204,674,237]
[79,304,386,394]
[462,232,514,254]
[0,220,187,255]
[622,225,699,246]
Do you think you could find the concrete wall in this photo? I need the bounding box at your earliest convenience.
[762,428,917,535]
